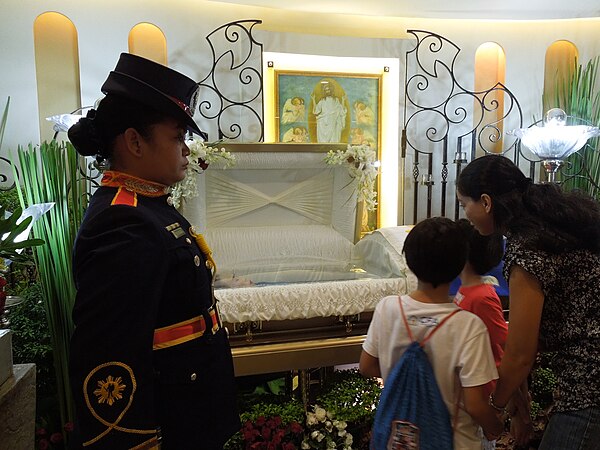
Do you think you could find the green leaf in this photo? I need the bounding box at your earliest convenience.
[0,206,45,261]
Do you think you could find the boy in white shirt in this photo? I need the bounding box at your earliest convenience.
[360,217,504,449]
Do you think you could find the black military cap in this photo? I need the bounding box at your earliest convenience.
[101,53,204,136]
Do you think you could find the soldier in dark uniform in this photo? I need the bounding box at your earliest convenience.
[67,53,240,449]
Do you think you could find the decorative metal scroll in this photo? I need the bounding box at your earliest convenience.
[197,19,264,142]
[0,156,16,191]
[403,30,525,223]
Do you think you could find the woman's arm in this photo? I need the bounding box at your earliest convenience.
[359,349,381,378]
[493,266,544,407]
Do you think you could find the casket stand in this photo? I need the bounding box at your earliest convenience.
[182,144,416,376]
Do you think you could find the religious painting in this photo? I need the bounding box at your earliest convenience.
[275,71,381,149]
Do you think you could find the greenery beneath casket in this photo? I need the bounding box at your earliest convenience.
[315,369,381,449]
[225,369,382,450]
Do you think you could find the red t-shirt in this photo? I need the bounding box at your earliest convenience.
[455,283,508,393]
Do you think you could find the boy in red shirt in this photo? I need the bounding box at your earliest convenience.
[455,219,532,447]
[455,218,507,377]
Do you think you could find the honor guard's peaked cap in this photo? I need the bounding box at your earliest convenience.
[101,53,205,137]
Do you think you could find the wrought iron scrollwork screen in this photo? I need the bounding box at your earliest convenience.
[402,29,524,223]
[197,19,264,142]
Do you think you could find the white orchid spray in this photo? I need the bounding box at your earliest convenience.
[324,144,378,211]
[169,138,236,209]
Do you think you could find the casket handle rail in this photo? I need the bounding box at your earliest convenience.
[337,314,360,333]
[232,320,263,342]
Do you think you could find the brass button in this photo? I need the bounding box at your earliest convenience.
[185,238,192,244]
[194,255,201,266]
[166,196,174,206]
[205,260,213,269]
[190,373,197,381]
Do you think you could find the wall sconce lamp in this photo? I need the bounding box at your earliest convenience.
[508,108,600,183]
[46,106,94,140]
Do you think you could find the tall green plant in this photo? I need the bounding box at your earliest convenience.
[14,140,87,431]
[544,57,600,195]
[0,97,9,151]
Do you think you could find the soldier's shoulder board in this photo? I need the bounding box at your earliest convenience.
[111,187,138,207]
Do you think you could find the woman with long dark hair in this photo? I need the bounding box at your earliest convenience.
[457,154,600,449]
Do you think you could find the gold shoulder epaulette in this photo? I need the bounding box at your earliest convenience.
[111,187,138,207]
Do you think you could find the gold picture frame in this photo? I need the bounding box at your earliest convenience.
[275,70,382,150]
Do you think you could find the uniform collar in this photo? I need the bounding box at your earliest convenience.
[101,171,169,197]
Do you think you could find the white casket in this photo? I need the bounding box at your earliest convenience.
[182,144,416,375]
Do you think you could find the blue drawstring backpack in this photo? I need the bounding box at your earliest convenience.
[371,297,461,450]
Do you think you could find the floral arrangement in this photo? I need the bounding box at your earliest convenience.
[323,144,378,211]
[35,422,73,450]
[241,415,304,450]
[169,138,236,209]
[301,405,353,450]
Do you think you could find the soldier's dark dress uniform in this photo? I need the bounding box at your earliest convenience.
[69,170,240,449]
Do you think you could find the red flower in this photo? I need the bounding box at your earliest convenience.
[35,428,47,437]
[289,421,303,434]
[0,276,7,288]
[38,439,50,450]
[243,428,259,440]
[261,425,272,440]
[50,432,63,444]
[255,416,266,427]
[282,443,297,450]
[63,422,74,432]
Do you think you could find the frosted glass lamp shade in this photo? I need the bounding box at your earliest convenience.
[508,125,600,160]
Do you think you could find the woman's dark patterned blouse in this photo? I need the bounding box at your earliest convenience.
[503,235,600,413]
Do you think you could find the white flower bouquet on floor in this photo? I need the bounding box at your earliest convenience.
[301,405,353,450]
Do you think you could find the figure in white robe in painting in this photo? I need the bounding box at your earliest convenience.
[311,82,348,143]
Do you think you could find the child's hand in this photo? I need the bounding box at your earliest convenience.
[510,410,533,447]
[482,410,504,441]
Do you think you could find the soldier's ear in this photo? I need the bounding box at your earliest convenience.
[123,128,143,157]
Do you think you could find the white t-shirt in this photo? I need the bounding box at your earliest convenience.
[363,295,498,450]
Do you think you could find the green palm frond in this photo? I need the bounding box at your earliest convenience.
[14,139,87,434]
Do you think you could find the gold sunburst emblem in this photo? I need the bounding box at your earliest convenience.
[93,375,126,406]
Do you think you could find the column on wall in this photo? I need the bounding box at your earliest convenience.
[543,40,578,114]
[128,23,167,65]
[33,12,80,142]
[474,42,506,154]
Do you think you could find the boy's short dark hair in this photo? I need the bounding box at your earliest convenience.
[456,218,504,275]
[403,217,468,288]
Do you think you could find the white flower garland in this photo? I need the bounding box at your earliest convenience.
[324,144,378,211]
[169,138,236,209]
